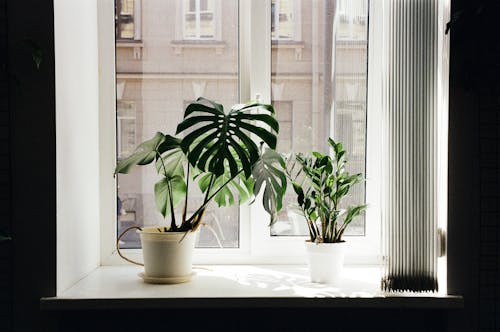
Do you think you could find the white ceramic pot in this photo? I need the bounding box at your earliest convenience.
[139,227,196,278]
[305,241,346,284]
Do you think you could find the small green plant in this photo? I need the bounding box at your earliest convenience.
[285,138,367,243]
[115,98,287,232]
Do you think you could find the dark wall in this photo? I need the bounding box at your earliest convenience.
[1,0,498,331]
[0,0,12,330]
[447,0,500,331]
[4,0,57,331]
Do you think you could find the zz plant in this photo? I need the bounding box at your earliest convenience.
[285,138,367,243]
[115,98,287,232]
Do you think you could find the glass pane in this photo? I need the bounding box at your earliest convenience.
[184,0,215,39]
[117,100,136,158]
[116,0,239,249]
[270,0,368,237]
[184,0,197,39]
[271,0,294,40]
[116,0,135,39]
[199,7,215,39]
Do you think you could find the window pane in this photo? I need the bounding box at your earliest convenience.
[184,0,215,39]
[184,0,197,39]
[117,100,136,158]
[116,0,239,249]
[271,0,294,40]
[270,0,368,237]
[116,0,135,39]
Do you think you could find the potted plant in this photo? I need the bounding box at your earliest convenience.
[115,98,286,283]
[285,138,366,284]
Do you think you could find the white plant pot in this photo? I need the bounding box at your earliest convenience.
[305,241,346,284]
[139,227,196,279]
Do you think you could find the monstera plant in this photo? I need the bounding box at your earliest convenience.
[115,97,287,234]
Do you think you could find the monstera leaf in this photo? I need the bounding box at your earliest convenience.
[154,175,187,218]
[198,171,253,207]
[252,149,287,225]
[155,147,186,178]
[176,98,279,178]
[115,132,166,174]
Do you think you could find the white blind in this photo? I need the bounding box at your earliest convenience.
[380,0,447,292]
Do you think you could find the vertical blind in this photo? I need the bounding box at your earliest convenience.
[381,0,446,292]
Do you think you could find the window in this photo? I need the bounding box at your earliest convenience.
[269,0,369,238]
[116,0,134,40]
[336,0,368,40]
[54,0,449,293]
[183,0,216,39]
[116,0,142,41]
[116,0,239,251]
[116,100,136,159]
[111,0,379,264]
[271,0,294,40]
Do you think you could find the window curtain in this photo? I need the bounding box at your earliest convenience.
[380,0,448,292]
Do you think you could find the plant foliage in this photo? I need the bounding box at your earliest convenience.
[115,98,286,233]
[285,138,367,243]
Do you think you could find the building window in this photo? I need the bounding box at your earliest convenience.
[336,0,368,40]
[116,1,239,251]
[116,100,136,159]
[116,0,135,40]
[271,0,295,40]
[183,0,216,39]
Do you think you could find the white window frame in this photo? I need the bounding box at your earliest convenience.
[100,0,382,266]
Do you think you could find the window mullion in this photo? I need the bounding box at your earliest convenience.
[249,0,271,103]
[248,0,282,258]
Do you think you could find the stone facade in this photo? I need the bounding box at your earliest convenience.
[115,0,368,247]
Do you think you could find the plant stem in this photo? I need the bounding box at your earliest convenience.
[186,169,244,226]
[166,180,177,230]
[156,152,177,231]
[181,163,190,227]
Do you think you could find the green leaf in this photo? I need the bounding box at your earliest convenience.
[155,149,186,178]
[292,182,304,206]
[198,171,252,208]
[252,149,287,225]
[198,173,213,193]
[327,137,336,150]
[157,134,182,154]
[177,99,278,178]
[115,132,165,174]
[0,234,11,243]
[344,205,367,225]
[304,198,311,210]
[312,151,323,159]
[154,176,187,218]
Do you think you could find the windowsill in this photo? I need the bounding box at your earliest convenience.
[116,40,144,59]
[116,39,143,46]
[41,265,463,310]
[170,40,226,55]
[271,40,305,60]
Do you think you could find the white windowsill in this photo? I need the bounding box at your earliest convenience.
[41,265,462,310]
[170,40,226,55]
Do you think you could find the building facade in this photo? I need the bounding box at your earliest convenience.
[115,0,368,248]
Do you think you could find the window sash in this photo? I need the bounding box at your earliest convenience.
[183,0,216,39]
[101,0,383,266]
